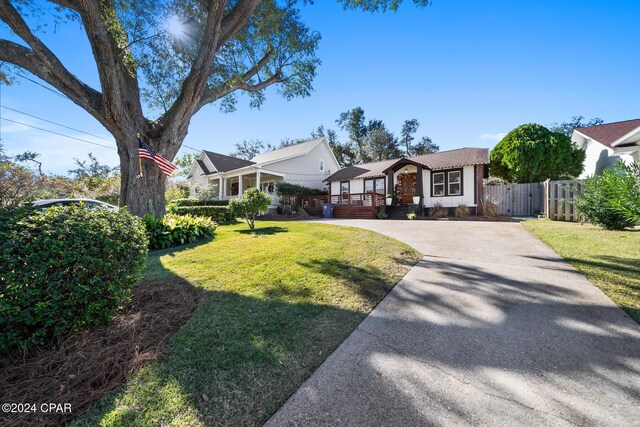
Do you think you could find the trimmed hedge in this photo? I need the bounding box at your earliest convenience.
[0,206,148,350]
[275,182,328,197]
[171,198,230,207]
[144,213,218,250]
[172,205,233,222]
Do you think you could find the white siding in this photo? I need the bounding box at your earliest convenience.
[423,165,476,208]
[261,140,338,192]
[579,139,635,178]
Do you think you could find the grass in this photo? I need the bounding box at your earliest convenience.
[73,221,420,426]
[523,220,640,323]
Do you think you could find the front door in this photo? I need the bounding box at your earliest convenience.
[400,173,417,204]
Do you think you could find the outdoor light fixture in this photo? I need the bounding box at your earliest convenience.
[404,168,408,174]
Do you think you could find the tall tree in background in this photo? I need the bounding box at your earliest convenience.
[490,123,585,183]
[336,107,368,163]
[365,126,401,161]
[0,0,430,216]
[548,116,604,137]
[400,119,419,156]
[411,136,439,155]
[229,139,269,160]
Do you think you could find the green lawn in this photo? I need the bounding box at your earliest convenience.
[523,220,640,323]
[73,221,420,426]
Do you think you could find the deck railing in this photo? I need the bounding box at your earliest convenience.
[300,193,386,210]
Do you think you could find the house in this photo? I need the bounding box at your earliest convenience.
[572,119,640,178]
[186,138,340,207]
[321,148,489,218]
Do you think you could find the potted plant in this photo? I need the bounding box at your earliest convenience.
[385,194,393,206]
[412,192,421,205]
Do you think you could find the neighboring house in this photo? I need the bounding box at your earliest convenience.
[186,138,340,207]
[572,119,640,178]
[323,148,489,217]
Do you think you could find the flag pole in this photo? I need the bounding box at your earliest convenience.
[137,133,143,178]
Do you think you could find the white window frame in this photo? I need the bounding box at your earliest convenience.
[448,170,462,196]
[432,172,445,197]
[319,159,325,172]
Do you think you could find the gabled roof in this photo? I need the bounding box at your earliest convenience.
[575,119,640,148]
[325,148,489,182]
[203,150,255,173]
[196,159,212,175]
[250,138,323,164]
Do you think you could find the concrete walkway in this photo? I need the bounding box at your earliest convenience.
[267,220,640,426]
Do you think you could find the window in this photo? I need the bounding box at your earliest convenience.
[431,169,463,197]
[432,172,445,196]
[448,171,461,195]
[320,159,325,172]
[340,181,350,194]
[364,178,385,194]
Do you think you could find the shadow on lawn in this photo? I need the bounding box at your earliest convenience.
[234,226,289,236]
[69,252,640,427]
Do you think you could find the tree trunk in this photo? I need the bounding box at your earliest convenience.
[117,131,181,218]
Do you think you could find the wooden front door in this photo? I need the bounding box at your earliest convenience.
[400,173,416,204]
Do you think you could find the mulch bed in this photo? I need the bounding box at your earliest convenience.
[0,280,202,427]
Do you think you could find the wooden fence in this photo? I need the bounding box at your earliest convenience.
[544,179,583,222]
[483,182,545,217]
[484,179,583,221]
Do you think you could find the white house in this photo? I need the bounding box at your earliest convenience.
[572,119,640,178]
[186,138,340,207]
[324,148,489,217]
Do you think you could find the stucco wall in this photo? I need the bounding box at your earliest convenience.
[580,139,635,178]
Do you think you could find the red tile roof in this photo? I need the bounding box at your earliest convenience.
[575,119,640,148]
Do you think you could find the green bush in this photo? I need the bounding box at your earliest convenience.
[229,188,272,229]
[275,182,327,196]
[171,198,230,207]
[0,206,148,350]
[574,162,639,230]
[144,213,217,250]
[172,205,232,222]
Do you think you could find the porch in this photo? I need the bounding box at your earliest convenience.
[205,170,284,204]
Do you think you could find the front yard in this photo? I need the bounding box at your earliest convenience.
[523,220,640,323]
[73,221,420,426]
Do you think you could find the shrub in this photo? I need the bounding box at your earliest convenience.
[407,212,416,220]
[144,213,217,250]
[376,211,388,219]
[172,205,232,222]
[573,162,638,230]
[455,203,469,217]
[275,182,327,197]
[229,188,272,229]
[429,202,448,218]
[483,197,499,217]
[0,206,148,350]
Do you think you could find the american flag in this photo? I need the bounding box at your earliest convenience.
[138,138,178,177]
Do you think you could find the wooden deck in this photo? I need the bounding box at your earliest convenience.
[300,193,385,219]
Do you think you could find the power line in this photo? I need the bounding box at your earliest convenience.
[1,105,113,141]
[14,72,69,100]
[0,117,116,150]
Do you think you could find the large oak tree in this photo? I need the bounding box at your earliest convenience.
[0,0,430,216]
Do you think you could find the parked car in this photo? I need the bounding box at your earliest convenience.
[30,198,119,211]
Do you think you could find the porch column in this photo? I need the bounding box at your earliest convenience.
[387,170,394,204]
[238,174,243,198]
[219,177,223,200]
[416,165,424,216]
[256,170,261,192]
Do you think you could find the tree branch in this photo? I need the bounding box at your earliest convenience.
[46,0,79,12]
[218,0,262,46]
[199,48,273,106]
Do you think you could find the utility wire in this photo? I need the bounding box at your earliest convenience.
[0,117,116,150]
[15,72,69,100]
[1,105,113,141]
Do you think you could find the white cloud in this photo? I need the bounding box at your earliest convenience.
[480,132,507,142]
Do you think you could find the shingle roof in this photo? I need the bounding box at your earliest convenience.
[196,159,211,175]
[203,151,255,173]
[250,138,323,164]
[325,148,489,182]
[575,119,640,148]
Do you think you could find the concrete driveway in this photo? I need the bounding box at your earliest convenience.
[267,220,640,426]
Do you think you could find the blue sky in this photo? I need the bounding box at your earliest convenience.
[1,0,639,174]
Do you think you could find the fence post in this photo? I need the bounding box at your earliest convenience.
[544,179,550,218]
